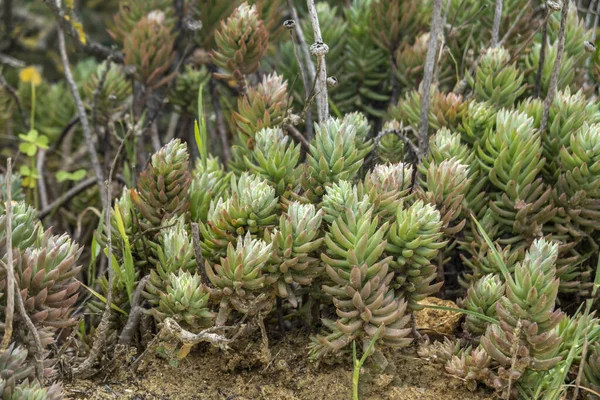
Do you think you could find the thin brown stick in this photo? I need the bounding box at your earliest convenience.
[118,274,150,346]
[38,177,97,219]
[0,159,14,352]
[491,0,504,47]
[57,19,108,210]
[418,0,444,160]
[540,0,569,134]
[286,124,311,151]
[306,0,329,123]
[41,0,121,62]
[0,73,28,130]
[14,279,45,382]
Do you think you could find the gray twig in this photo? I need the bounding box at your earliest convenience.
[286,0,314,139]
[36,150,49,210]
[118,275,150,346]
[14,279,45,382]
[57,18,107,210]
[0,159,14,352]
[540,0,569,134]
[491,0,504,48]
[0,73,28,130]
[41,0,121,62]
[306,0,329,123]
[38,177,97,219]
[286,124,311,151]
[0,53,25,68]
[418,0,444,160]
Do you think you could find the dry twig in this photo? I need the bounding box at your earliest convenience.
[57,14,108,210]
[418,0,444,160]
[306,0,329,123]
[491,0,504,47]
[0,159,14,352]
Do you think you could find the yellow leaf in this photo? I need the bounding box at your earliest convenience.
[18,67,42,86]
[177,344,193,359]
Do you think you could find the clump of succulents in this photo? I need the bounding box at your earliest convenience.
[123,15,176,88]
[199,172,279,260]
[481,239,563,395]
[205,233,273,326]
[131,139,192,229]
[212,2,269,88]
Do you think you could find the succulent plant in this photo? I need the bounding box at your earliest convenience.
[212,2,269,88]
[467,47,525,109]
[199,172,279,261]
[554,123,600,237]
[583,342,600,396]
[445,346,493,392]
[312,201,411,359]
[189,157,231,224]
[376,120,408,164]
[0,202,39,259]
[108,0,176,45]
[301,115,373,201]
[168,65,210,116]
[265,202,324,302]
[369,0,429,53]
[394,33,428,93]
[150,271,215,330]
[144,215,197,308]
[479,109,555,243]
[457,100,496,147]
[418,336,466,365]
[481,239,564,392]
[459,274,505,335]
[543,89,600,180]
[359,162,413,223]
[385,200,446,310]
[205,233,273,326]
[418,158,471,235]
[238,128,300,196]
[83,62,131,125]
[131,139,191,228]
[1,379,63,400]
[232,73,289,145]
[0,344,35,399]
[330,0,390,118]
[9,231,83,329]
[123,16,176,88]
[523,41,576,99]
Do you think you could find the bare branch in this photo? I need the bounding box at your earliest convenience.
[118,275,151,346]
[57,20,107,210]
[41,0,121,62]
[286,124,311,151]
[418,0,444,160]
[306,0,329,122]
[14,279,45,382]
[38,177,97,219]
[540,0,569,134]
[0,73,28,130]
[0,159,14,352]
[491,0,504,47]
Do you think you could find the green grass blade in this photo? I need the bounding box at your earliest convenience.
[77,280,128,316]
[423,304,499,325]
[470,214,513,284]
